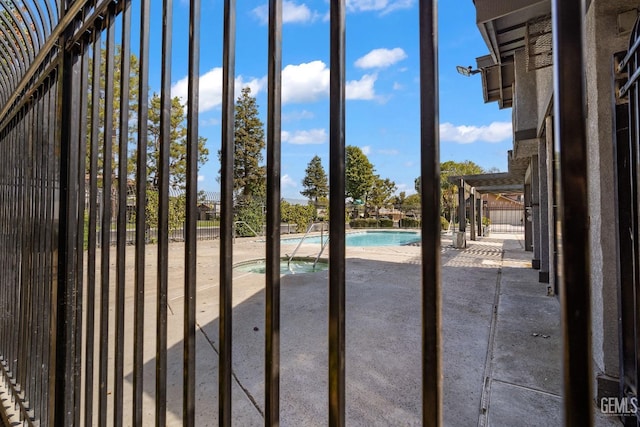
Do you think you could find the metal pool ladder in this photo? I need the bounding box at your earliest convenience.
[287,222,328,268]
[233,221,261,242]
[313,236,330,269]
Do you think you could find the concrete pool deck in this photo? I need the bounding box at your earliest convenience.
[91,231,619,425]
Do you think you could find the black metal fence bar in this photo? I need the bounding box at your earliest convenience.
[632,25,640,423]
[18,95,29,414]
[74,40,89,427]
[219,0,236,422]
[613,45,638,425]
[57,19,83,423]
[84,34,101,427]
[551,0,593,425]
[157,0,174,420]
[265,0,282,423]
[44,73,58,426]
[33,83,45,423]
[328,0,346,424]
[14,110,22,415]
[27,102,37,404]
[99,9,116,425]
[624,20,640,421]
[15,107,24,409]
[22,120,32,413]
[184,0,201,420]
[114,2,132,424]
[20,98,31,421]
[419,0,442,424]
[133,0,150,419]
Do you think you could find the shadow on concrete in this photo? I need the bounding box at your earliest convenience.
[125,242,508,426]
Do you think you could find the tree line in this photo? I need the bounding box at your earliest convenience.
[92,46,496,235]
[226,85,497,233]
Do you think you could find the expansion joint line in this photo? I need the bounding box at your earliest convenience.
[196,322,265,419]
[477,248,504,427]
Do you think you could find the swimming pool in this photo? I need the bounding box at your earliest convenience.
[281,230,421,247]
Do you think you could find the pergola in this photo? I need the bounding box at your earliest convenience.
[448,171,525,244]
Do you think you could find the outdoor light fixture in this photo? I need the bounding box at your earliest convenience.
[456,65,481,77]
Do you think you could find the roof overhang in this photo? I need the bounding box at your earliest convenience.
[473,0,551,109]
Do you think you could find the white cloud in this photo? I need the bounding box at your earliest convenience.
[346,0,413,14]
[198,175,205,182]
[282,174,297,188]
[439,121,512,144]
[253,1,318,25]
[392,82,404,90]
[346,74,377,100]
[173,61,376,111]
[282,61,376,103]
[282,61,330,103]
[171,68,266,113]
[361,145,371,155]
[355,48,407,69]
[282,128,327,144]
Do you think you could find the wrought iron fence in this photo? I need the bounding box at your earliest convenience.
[0,0,594,425]
[614,15,640,426]
[0,0,439,422]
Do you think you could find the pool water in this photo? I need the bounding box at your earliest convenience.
[281,230,420,247]
[234,257,328,275]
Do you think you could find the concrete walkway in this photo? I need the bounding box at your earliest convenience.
[91,231,620,425]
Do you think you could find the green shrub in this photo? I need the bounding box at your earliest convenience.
[143,189,186,234]
[349,218,367,228]
[440,216,449,230]
[349,218,377,228]
[378,218,394,228]
[350,217,397,228]
[482,216,491,226]
[235,198,264,237]
[281,201,315,232]
[400,218,421,228]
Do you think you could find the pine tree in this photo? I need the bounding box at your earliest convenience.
[228,87,266,199]
[143,93,209,189]
[301,155,329,205]
[345,145,376,202]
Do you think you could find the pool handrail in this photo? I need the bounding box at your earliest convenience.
[287,222,326,266]
[313,236,330,268]
[233,221,261,242]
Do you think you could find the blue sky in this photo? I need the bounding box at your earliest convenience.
[139,0,513,198]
